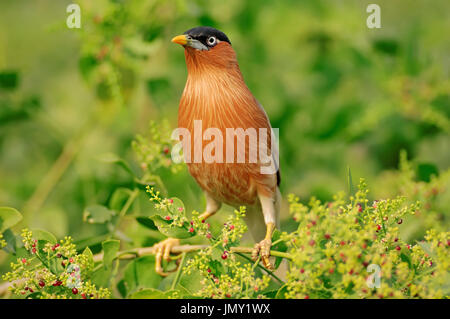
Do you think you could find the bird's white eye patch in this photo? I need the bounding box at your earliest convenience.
[207,36,217,46]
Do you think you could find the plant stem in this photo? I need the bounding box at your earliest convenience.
[171,253,186,290]
[110,188,139,238]
[92,244,292,263]
[234,252,285,284]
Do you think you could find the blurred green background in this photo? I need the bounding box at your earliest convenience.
[0,0,449,275]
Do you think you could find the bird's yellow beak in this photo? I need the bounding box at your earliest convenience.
[171,34,188,46]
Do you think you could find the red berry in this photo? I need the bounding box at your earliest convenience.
[61,261,66,267]
[376,224,381,231]
[165,216,171,221]
[178,207,183,212]
[221,251,228,260]
[329,269,334,274]
[189,227,194,233]
[32,248,37,254]
[81,293,87,299]
[394,238,398,242]
[226,293,231,298]
[72,288,78,294]
[309,240,315,246]
[395,246,401,251]
[229,225,235,230]
[349,269,354,275]
[39,281,45,288]
[324,234,331,240]
[190,221,194,225]
[340,241,346,246]
[21,258,27,264]
[311,220,316,226]
[300,268,305,274]
[69,258,74,263]
[29,288,34,293]
[357,204,363,212]
[304,295,310,299]
[207,268,211,273]
[206,233,212,239]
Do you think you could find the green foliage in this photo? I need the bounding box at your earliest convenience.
[2,228,110,299]
[0,0,449,300]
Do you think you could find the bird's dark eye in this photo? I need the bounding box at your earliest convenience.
[207,36,217,46]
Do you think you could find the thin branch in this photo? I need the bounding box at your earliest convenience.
[92,244,292,263]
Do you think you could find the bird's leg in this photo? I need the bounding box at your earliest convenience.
[199,192,221,222]
[153,237,180,277]
[252,222,275,269]
[153,192,221,276]
[252,192,277,269]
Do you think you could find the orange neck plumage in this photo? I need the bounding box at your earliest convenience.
[178,43,269,131]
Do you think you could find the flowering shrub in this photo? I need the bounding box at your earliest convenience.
[2,229,110,299]
[282,180,449,299]
[0,122,448,299]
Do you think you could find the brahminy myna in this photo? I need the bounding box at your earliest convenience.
[153,26,280,276]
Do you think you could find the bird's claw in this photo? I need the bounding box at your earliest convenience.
[252,238,273,270]
[153,238,180,277]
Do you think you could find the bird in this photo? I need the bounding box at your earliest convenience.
[153,26,280,276]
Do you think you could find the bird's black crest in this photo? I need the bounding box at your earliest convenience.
[183,26,231,46]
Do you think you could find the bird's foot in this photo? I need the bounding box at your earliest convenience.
[153,237,180,277]
[252,238,273,270]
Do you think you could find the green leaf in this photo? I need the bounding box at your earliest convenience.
[347,166,354,196]
[128,288,168,299]
[271,230,288,269]
[178,266,203,295]
[275,284,288,299]
[1,229,17,254]
[31,229,57,244]
[97,153,135,176]
[0,71,19,91]
[400,253,412,269]
[91,267,113,288]
[117,279,127,298]
[150,215,194,239]
[136,217,157,230]
[79,55,98,80]
[416,163,439,183]
[123,255,162,296]
[109,188,133,211]
[82,247,95,269]
[83,205,116,224]
[167,197,185,215]
[75,233,110,252]
[102,239,120,269]
[0,207,23,232]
